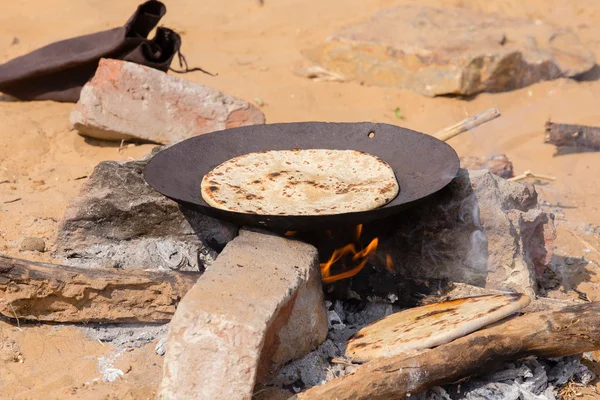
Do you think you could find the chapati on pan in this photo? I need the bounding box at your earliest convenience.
[200,149,399,216]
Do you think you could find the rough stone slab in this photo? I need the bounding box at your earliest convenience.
[372,169,556,297]
[302,5,594,96]
[54,147,238,271]
[70,58,265,144]
[157,230,328,400]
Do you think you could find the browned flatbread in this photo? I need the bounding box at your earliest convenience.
[345,293,531,362]
[200,149,399,216]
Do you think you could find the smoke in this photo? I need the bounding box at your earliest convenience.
[459,192,492,276]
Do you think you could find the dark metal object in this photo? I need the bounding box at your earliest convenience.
[143,122,460,231]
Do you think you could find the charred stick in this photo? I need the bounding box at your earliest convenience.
[435,108,500,142]
[294,302,600,400]
[545,121,600,149]
[0,255,199,323]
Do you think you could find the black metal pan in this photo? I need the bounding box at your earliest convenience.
[143,121,460,231]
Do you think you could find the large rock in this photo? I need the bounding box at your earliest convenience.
[371,169,556,297]
[158,230,328,400]
[302,5,594,96]
[54,148,238,271]
[70,58,265,144]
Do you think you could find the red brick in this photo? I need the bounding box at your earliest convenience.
[70,58,265,144]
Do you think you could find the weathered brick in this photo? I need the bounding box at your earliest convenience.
[157,230,328,400]
[70,58,265,144]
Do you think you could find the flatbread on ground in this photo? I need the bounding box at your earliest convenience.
[345,293,531,362]
[200,149,399,216]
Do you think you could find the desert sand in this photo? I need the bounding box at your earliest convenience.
[1,0,600,398]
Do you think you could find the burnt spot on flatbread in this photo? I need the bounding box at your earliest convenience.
[351,332,365,340]
[245,194,263,200]
[379,182,396,194]
[252,179,262,184]
[209,186,219,192]
[507,293,523,302]
[269,172,281,178]
[414,307,458,321]
[486,304,506,314]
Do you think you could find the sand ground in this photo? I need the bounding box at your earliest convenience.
[2,0,600,398]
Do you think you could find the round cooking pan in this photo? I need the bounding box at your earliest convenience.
[143,121,460,231]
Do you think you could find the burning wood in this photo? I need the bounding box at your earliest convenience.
[545,121,600,150]
[293,302,600,400]
[0,255,198,323]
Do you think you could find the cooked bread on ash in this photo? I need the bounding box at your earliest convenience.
[345,293,531,362]
[200,149,399,216]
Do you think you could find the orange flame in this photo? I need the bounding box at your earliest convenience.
[385,254,394,273]
[284,231,297,237]
[320,224,379,284]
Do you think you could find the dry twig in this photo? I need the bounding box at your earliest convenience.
[435,108,500,142]
[508,170,556,182]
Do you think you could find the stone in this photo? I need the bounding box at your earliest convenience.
[372,169,556,297]
[302,5,594,96]
[460,155,514,179]
[155,338,167,356]
[157,230,328,400]
[70,58,265,144]
[19,236,45,252]
[54,147,238,271]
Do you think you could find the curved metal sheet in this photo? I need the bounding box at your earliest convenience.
[143,121,460,231]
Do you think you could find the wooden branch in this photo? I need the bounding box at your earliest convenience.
[294,302,600,400]
[545,121,600,149]
[435,108,500,142]
[0,255,199,323]
[508,170,556,182]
